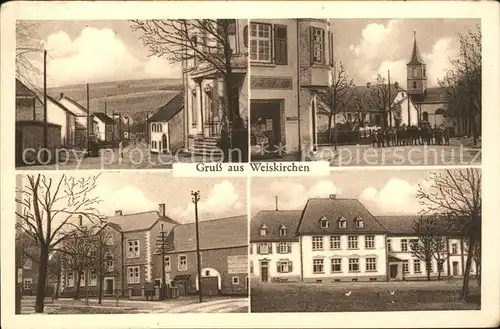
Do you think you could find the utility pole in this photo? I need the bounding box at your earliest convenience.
[387,70,391,129]
[43,50,48,157]
[112,110,115,142]
[331,63,338,151]
[157,224,167,300]
[191,190,203,303]
[86,83,90,152]
[127,117,131,140]
[275,196,278,211]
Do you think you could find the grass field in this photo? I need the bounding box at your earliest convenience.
[250,279,480,312]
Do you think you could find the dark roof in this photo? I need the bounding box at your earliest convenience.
[377,215,462,236]
[93,112,114,124]
[250,210,302,242]
[408,37,424,65]
[342,85,403,113]
[46,95,78,115]
[410,87,447,104]
[167,215,247,253]
[106,211,178,232]
[297,198,386,235]
[16,78,38,98]
[148,92,184,122]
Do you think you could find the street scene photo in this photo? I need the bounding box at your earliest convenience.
[249,168,481,312]
[15,19,248,170]
[249,19,481,166]
[15,172,248,314]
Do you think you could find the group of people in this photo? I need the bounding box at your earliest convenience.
[371,124,450,148]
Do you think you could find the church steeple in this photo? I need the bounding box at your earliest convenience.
[406,31,427,95]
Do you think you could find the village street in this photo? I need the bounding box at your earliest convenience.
[21,295,249,314]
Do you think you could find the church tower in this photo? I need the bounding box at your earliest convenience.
[407,31,427,95]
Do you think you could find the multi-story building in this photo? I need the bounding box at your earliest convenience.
[156,215,248,296]
[182,19,248,155]
[250,195,477,283]
[249,19,334,159]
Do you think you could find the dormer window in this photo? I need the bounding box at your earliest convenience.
[319,216,329,228]
[279,225,287,236]
[355,217,364,228]
[260,224,267,236]
[337,217,347,228]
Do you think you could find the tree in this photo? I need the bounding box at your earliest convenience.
[16,21,44,90]
[88,229,118,304]
[349,89,370,129]
[416,168,481,301]
[130,19,245,160]
[319,61,354,137]
[432,235,448,280]
[438,25,481,144]
[15,174,104,313]
[367,74,400,128]
[410,216,438,281]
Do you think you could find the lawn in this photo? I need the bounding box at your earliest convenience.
[250,279,480,312]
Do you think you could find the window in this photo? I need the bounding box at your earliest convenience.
[320,217,329,228]
[249,244,253,254]
[152,124,155,133]
[422,111,429,122]
[243,25,248,47]
[402,260,409,273]
[164,256,171,272]
[178,255,187,271]
[401,239,408,252]
[279,225,287,236]
[90,249,97,258]
[127,266,140,284]
[151,141,155,149]
[277,260,293,273]
[331,258,342,273]
[452,243,458,255]
[260,224,267,236]
[127,240,140,258]
[80,271,86,287]
[413,259,421,273]
[90,272,98,286]
[250,23,272,62]
[232,276,240,285]
[23,258,32,270]
[387,239,392,252]
[158,124,162,133]
[338,217,347,228]
[366,257,377,271]
[330,236,340,250]
[67,272,74,287]
[413,81,417,89]
[437,261,444,272]
[355,217,364,228]
[328,31,334,66]
[312,236,324,251]
[413,67,417,77]
[23,278,32,290]
[191,91,197,126]
[105,259,114,272]
[311,27,325,64]
[410,239,419,251]
[278,242,290,254]
[365,236,375,249]
[348,258,360,272]
[274,25,288,65]
[313,259,324,274]
[258,243,271,254]
[348,236,358,249]
[423,67,426,77]
[250,260,253,274]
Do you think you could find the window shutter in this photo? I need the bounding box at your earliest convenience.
[287,243,291,253]
[321,29,325,64]
[243,25,248,48]
[277,243,281,254]
[274,25,287,65]
[257,244,260,254]
[276,261,280,273]
[329,31,334,66]
[289,261,293,273]
[268,243,273,254]
[309,26,314,64]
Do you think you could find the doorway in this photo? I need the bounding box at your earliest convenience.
[161,134,168,153]
[251,100,282,151]
[201,277,219,296]
[105,278,114,295]
[260,262,269,283]
[390,264,398,279]
[452,262,459,276]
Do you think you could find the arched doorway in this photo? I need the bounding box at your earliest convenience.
[195,267,221,296]
[422,111,429,122]
[161,133,167,153]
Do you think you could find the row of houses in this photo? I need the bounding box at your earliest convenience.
[19,205,248,298]
[15,79,128,165]
[250,194,477,283]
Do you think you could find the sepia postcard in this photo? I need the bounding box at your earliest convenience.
[1,1,500,329]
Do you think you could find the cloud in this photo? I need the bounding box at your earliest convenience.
[36,27,180,87]
[93,185,157,216]
[168,180,244,222]
[423,37,458,86]
[352,20,402,61]
[252,180,342,211]
[359,178,424,214]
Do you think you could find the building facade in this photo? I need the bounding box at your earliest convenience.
[250,196,477,283]
[182,19,248,154]
[249,19,333,158]
[148,92,184,154]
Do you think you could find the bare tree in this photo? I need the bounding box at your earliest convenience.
[15,174,104,313]
[16,21,44,91]
[417,168,481,301]
[367,74,401,128]
[130,19,246,158]
[348,89,370,129]
[410,216,438,281]
[439,25,481,144]
[319,61,355,136]
[432,236,448,280]
[88,229,118,304]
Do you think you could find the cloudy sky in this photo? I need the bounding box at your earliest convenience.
[22,20,182,87]
[17,172,246,223]
[332,19,480,88]
[251,169,441,216]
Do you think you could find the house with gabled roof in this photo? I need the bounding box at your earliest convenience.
[92,112,115,142]
[147,92,184,154]
[57,93,98,148]
[155,215,248,296]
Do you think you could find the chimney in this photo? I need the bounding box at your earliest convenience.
[366,82,371,88]
[329,194,337,199]
[78,215,83,226]
[115,210,122,216]
[60,92,64,99]
[158,203,166,217]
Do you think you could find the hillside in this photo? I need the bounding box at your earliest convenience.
[48,78,183,120]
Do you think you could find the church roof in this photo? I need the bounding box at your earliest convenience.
[408,33,424,65]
